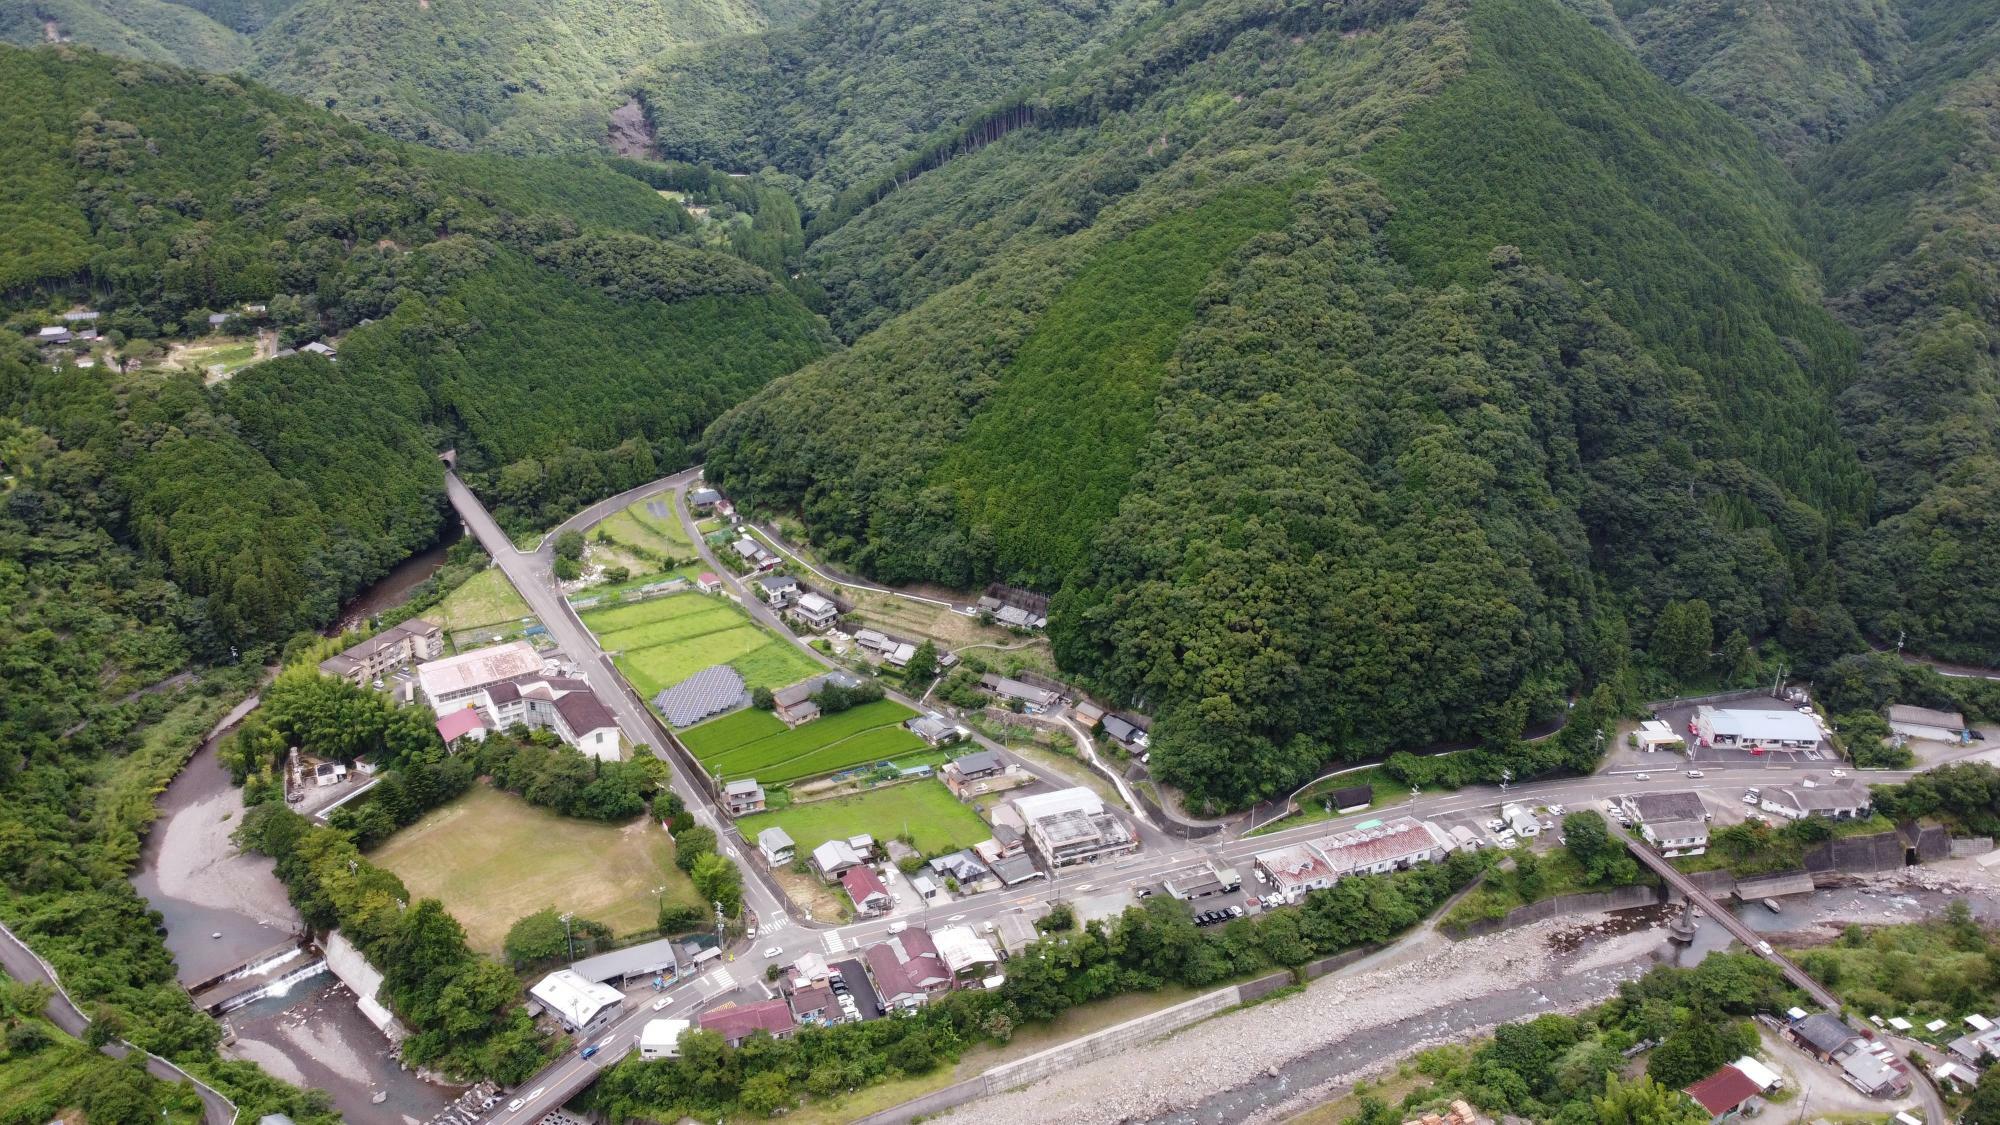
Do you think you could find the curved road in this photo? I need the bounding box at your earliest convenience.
[0,922,237,1125]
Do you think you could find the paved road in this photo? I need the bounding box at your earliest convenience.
[443,471,790,932]
[0,922,238,1125]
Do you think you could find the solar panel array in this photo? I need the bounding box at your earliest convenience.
[654,664,748,727]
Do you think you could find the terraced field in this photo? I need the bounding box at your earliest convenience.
[582,592,821,698]
[684,698,925,784]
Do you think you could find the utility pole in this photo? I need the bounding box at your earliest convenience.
[712,899,726,954]
[560,911,575,966]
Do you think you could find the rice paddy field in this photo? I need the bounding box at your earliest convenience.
[598,497,695,558]
[681,698,925,784]
[583,592,822,698]
[736,779,992,857]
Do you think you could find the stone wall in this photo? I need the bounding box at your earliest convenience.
[1454,884,1664,938]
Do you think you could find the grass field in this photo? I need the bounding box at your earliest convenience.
[585,592,822,698]
[688,698,925,783]
[423,567,531,633]
[369,784,702,955]
[736,780,992,857]
[601,500,693,556]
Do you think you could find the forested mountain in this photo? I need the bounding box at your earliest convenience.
[632,0,1153,212]
[0,0,812,153]
[692,0,2000,810]
[2,44,827,649]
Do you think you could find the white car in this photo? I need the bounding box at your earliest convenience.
[1486,818,1506,833]
[1756,940,1773,955]
[1495,835,1518,850]
[1831,769,1848,778]
[762,945,782,958]
[1635,773,1651,781]
[887,921,907,934]
[1685,770,1704,778]
[1547,803,1565,816]
[507,1099,524,1113]
[653,997,670,1011]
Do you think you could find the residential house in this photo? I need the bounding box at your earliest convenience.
[1887,703,1967,743]
[757,575,800,608]
[787,982,835,1025]
[990,824,1026,857]
[529,970,625,1036]
[299,340,336,359]
[846,833,876,858]
[639,1018,690,1060]
[1684,1065,1763,1122]
[941,748,1005,796]
[569,937,679,986]
[723,779,766,816]
[208,312,234,329]
[864,930,953,1009]
[770,671,861,726]
[812,839,863,877]
[311,761,348,787]
[689,488,722,511]
[758,827,796,865]
[1841,1046,1911,1097]
[697,572,723,593]
[699,998,796,1047]
[979,673,1059,711]
[931,925,1000,983]
[992,912,1040,958]
[1695,706,1823,754]
[1759,782,1872,821]
[33,326,72,345]
[1164,860,1241,901]
[989,853,1042,885]
[730,537,779,570]
[851,628,917,667]
[1934,1060,1981,1090]
[1014,788,1139,868]
[929,850,994,890]
[1620,791,1711,855]
[789,592,838,631]
[319,619,445,686]
[841,864,891,915]
[910,873,940,900]
[1072,700,1107,727]
[1101,712,1150,750]
[434,707,487,747]
[1785,1012,1858,1062]
[907,714,962,747]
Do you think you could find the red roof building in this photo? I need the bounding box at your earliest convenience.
[863,929,952,1009]
[698,998,796,1047]
[434,707,487,745]
[841,864,891,915]
[1685,1065,1763,1119]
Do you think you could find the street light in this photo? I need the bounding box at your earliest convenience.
[559,911,576,966]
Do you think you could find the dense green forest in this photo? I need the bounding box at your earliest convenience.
[632,0,1150,212]
[704,0,1870,806]
[0,0,812,152]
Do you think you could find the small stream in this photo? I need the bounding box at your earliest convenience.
[330,525,462,635]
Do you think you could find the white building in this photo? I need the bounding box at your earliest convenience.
[1501,803,1540,837]
[1695,706,1824,754]
[1252,817,1452,904]
[639,1018,691,1060]
[1887,704,1967,743]
[931,925,1000,982]
[1760,782,1872,821]
[1013,787,1138,868]
[529,969,625,1036]
[790,592,838,631]
[415,641,543,710]
[758,826,796,865]
[1633,719,1684,752]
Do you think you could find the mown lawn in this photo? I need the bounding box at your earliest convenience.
[369,784,702,955]
[737,779,992,857]
[584,593,822,698]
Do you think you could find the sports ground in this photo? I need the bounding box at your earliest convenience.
[581,592,822,698]
[680,698,927,784]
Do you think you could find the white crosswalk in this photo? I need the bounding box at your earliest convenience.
[761,912,788,934]
[699,967,735,995]
[822,930,845,954]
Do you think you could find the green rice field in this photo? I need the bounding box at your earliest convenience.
[583,592,822,699]
[683,698,924,784]
[736,779,993,857]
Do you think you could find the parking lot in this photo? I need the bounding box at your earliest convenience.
[827,957,882,1022]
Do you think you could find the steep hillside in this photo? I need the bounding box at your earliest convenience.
[633,0,1149,210]
[1610,0,1908,158]
[1,0,811,153]
[1806,0,2000,661]
[1,45,828,645]
[705,0,1865,806]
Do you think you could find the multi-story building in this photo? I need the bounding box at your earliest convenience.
[1014,788,1139,868]
[319,619,445,686]
[1252,816,1454,905]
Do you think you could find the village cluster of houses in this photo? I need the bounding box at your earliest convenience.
[1612,779,1874,859]
[317,627,624,760]
[1781,1009,1915,1098]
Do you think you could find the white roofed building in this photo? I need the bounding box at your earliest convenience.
[1696,706,1824,753]
[639,1018,691,1059]
[1014,788,1138,868]
[529,969,625,1036]
[416,641,543,710]
[932,925,1000,982]
[1253,817,1452,904]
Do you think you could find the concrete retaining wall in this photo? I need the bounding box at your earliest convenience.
[1734,872,1815,899]
[1455,884,1664,937]
[1951,836,1995,858]
[1805,832,1908,874]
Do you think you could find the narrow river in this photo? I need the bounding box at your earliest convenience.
[331,525,462,635]
[135,594,464,1122]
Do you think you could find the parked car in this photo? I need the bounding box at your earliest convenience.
[1228,905,1244,918]
[1136,887,1155,899]
[1547,803,1565,815]
[1486,818,1506,832]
